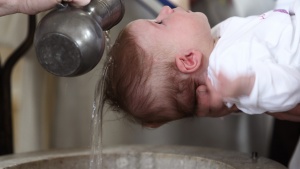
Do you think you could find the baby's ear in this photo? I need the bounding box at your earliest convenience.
[175,50,202,73]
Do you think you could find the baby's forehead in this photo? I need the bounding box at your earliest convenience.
[126,20,159,48]
[126,19,148,32]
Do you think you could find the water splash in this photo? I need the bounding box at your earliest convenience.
[105,30,112,52]
[89,100,103,169]
[89,31,112,169]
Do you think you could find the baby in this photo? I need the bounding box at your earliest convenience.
[104,1,300,127]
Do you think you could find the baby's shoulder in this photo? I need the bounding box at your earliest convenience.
[216,16,255,37]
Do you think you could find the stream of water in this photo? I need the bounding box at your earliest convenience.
[89,31,112,169]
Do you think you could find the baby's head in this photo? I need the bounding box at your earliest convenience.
[104,6,214,127]
[104,27,197,127]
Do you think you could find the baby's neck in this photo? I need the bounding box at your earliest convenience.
[204,36,219,61]
[195,37,219,85]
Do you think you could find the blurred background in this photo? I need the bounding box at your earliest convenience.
[1,0,297,167]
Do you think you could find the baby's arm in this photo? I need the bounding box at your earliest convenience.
[217,72,255,98]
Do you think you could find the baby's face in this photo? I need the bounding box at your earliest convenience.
[127,6,211,59]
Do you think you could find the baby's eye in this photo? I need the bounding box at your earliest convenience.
[156,20,163,24]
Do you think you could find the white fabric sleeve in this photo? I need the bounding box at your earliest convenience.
[237,61,300,114]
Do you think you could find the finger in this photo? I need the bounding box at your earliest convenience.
[16,0,59,14]
[70,0,91,7]
[217,72,233,97]
[214,105,238,117]
[205,77,237,117]
[196,85,229,117]
[195,85,210,117]
[267,112,300,122]
[216,72,225,91]
[266,104,300,122]
[206,77,223,109]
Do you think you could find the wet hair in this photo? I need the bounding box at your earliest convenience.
[104,27,197,126]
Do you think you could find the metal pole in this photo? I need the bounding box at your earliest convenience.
[0,15,36,155]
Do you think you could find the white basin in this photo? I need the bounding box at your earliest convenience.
[0,145,286,169]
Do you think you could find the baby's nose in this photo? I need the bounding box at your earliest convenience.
[157,6,174,17]
[162,6,174,13]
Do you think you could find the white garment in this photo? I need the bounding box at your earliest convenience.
[209,0,300,115]
[272,1,300,169]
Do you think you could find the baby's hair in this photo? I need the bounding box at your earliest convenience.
[104,26,197,126]
[104,28,154,125]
